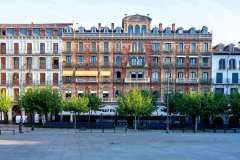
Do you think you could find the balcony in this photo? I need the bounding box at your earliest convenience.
[186,79,198,83]
[1,80,6,85]
[176,78,185,83]
[52,64,59,69]
[125,78,150,83]
[63,77,74,83]
[114,78,123,83]
[189,63,198,68]
[100,77,112,83]
[13,64,19,69]
[39,64,46,69]
[53,81,59,86]
[63,63,73,68]
[13,80,19,86]
[75,77,97,83]
[176,63,185,68]
[127,63,146,68]
[199,79,212,84]
[200,63,210,68]
[162,63,174,68]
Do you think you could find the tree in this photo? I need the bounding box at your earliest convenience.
[63,96,89,128]
[117,89,154,130]
[229,91,240,117]
[0,92,12,121]
[86,94,102,126]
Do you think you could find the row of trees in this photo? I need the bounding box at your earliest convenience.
[168,91,240,132]
[18,87,102,130]
[0,92,12,121]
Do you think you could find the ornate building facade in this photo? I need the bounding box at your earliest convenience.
[62,14,212,105]
[0,23,69,121]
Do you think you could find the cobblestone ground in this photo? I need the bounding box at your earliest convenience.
[0,127,240,160]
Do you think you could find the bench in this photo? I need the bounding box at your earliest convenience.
[0,129,16,135]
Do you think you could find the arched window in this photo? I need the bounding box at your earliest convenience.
[91,27,97,33]
[135,25,140,33]
[229,59,236,69]
[116,71,121,78]
[128,25,133,33]
[152,27,158,34]
[103,27,109,33]
[79,27,85,33]
[141,25,147,33]
[164,27,172,34]
[116,27,122,33]
[138,56,145,66]
[130,56,137,66]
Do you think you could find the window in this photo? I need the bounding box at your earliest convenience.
[46,28,52,37]
[1,73,6,85]
[164,57,171,64]
[191,43,196,53]
[92,42,96,52]
[66,42,71,52]
[204,43,209,52]
[177,57,184,65]
[40,73,45,85]
[202,57,209,65]
[13,57,19,69]
[116,71,121,78]
[129,56,137,66]
[104,56,109,65]
[152,72,159,81]
[65,91,72,98]
[231,88,238,94]
[53,43,58,54]
[152,57,158,66]
[77,55,84,64]
[178,43,184,52]
[12,73,19,85]
[152,43,160,52]
[20,28,27,35]
[219,59,225,69]
[39,57,46,69]
[115,41,121,52]
[0,43,6,54]
[137,72,144,78]
[135,25,140,33]
[14,43,19,54]
[232,73,238,84]
[27,43,32,54]
[104,42,109,53]
[79,42,84,52]
[53,73,58,85]
[141,25,147,33]
[229,59,236,69]
[52,58,59,69]
[40,43,45,54]
[202,72,208,80]
[90,56,97,64]
[177,72,184,79]
[216,73,223,83]
[66,55,72,64]
[164,43,172,52]
[128,25,133,33]
[165,72,172,80]
[115,55,122,65]
[190,58,197,65]
[215,88,224,94]
[190,72,196,79]
[131,72,137,78]
[33,28,40,36]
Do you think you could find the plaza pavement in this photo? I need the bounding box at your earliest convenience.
[0,127,239,160]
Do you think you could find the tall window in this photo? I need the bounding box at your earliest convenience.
[177,72,184,79]
[26,57,32,69]
[219,59,225,69]
[91,42,96,52]
[39,57,46,69]
[152,43,160,52]
[191,43,196,53]
[202,72,208,80]
[229,59,236,69]
[40,73,45,85]
[79,42,84,52]
[13,57,19,69]
[104,42,109,53]
[128,25,133,33]
[14,43,19,54]
[66,42,71,52]
[165,72,172,80]
[0,43,6,54]
[53,43,58,54]
[216,73,223,83]
[177,57,184,65]
[152,57,158,66]
[90,56,97,64]
[190,72,196,79]
[152,72,159,81]
[66,55,72,64]
[77,55,84,64]
[40,43,45,54]
[190,58,197,65]
[141,25,147,33]
[135,25,140,33]
[27,43,32,54]
[178,42,184,52]
[104,56,109,65]
[115,41,121,52]
[202,57,209,65]
[164,43,172,52]
[164,57,171,64]
[115,55,121,65]
[53,73,58,85]
[232,73,238,84]
[204,43,209,52]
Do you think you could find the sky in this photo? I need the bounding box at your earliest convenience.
[0,0,239,45]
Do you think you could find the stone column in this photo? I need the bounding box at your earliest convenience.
[7,107,12,123]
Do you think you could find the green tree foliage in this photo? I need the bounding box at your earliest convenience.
[0,92,12,113]
[117,89,155,130]
[229,92,240,117]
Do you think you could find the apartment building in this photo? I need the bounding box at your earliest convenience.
[61,14,212,105]
[212,43,240,94]
[0,23,69,121]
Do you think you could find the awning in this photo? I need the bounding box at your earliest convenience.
[103,91,109,94]
[63,71,73,76]
[100,71,111,76]
[75,71,98,76]
[78,91,84,93]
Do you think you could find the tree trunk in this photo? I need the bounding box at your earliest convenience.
[134,115,137,131]
[195,116,198,133]
[74,112,77,129]
[31,113,35,131]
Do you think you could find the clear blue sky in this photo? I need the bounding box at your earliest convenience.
[0,0,239,45]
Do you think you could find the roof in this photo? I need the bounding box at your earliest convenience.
[0,23,72,28]
[122,14,152,22]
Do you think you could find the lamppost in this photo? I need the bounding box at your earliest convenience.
[166,75,170,133]
[19,107,23,134]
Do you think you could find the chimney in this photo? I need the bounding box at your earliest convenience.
[238,42,240,48]
[111,23,114,30]
[159,23,163,32]
[172,23,176,32]
[98,23,101,30]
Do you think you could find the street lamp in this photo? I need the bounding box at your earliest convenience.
[19,107,23,134]
[166,75,170,133]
